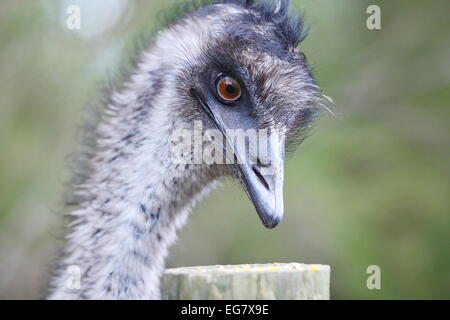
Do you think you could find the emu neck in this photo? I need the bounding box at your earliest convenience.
[49,65,219,301]
[48,8,231,300]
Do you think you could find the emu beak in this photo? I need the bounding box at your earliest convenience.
[194,92,285,229]
[237,132,285,229]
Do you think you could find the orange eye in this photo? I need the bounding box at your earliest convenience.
[216,76,242,103]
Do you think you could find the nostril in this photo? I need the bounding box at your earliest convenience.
[257,157,272,168]
[252,165,270,190]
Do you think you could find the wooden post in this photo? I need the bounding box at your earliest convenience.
[163,263,330,300]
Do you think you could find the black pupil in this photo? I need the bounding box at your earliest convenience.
[226,85,236,94]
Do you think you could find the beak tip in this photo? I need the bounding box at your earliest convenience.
[260,213,282,229]
[263,220,280,229]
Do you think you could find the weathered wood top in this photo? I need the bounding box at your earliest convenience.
[163,263,330,300]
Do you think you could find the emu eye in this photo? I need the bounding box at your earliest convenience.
[216,75,242,103]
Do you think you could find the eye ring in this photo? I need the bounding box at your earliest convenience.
[215,74,242,103]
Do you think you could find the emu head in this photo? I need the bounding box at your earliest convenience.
[150,0,320,229]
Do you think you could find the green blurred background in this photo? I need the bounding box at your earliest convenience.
[0,0,449,299]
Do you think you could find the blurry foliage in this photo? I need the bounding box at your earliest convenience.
[0,0,449,299]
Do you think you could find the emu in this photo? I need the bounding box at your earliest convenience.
[48,0,323,299]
